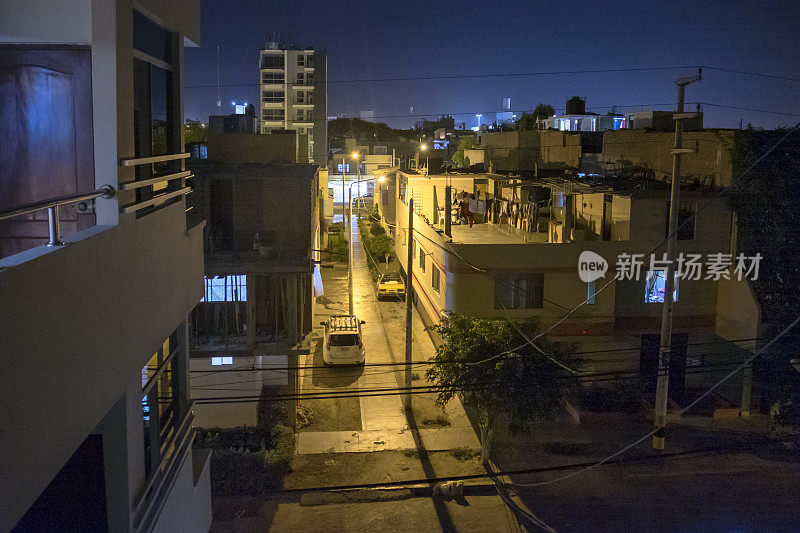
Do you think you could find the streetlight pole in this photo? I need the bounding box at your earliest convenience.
[420,144,428,175]
[351,152,361,219]
[341,155,346,227]
[653,69,701,451]
[404,196,414,411]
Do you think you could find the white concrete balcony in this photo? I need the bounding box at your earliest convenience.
[261,101,285,108]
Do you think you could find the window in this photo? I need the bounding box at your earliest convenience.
[330,334,359,346]
[261,54,284,69]
[494,273,544,309]
[432,265,441,293]
[644,270,679,303]
[412,239,417,259]
[587,280,596,305]
[419,247,426,272]
[296,73,313,85]
[297,54,305,67]
[211,356,233,366]
[336,163,351,172]
[261,72,284,84]
[294,110,310,122]
[262,90,284,103]
[141,331,180,477]
[262,109,285,121]
[201,275,247,302]
[666,201,696,240]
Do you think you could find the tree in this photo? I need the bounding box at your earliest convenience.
[426,314,578,458]
[451,136,477,168]
[515,104,556,131]
[184,120,207,143]
[369,223,386,236]
[366,234,394,264]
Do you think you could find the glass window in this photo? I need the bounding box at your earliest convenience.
[201,275,247,302]
[262,90,284,103]
[494,273,544,309]
[262,109,285,121]
[133,10,172,63]
[211,356,233,365]
[644,270,679,303]
[666,201,696,240]
[330,333,359,346]
[587,280,596,305]
[432,265,440,293]
[297,54,305,67]
[419,246,425,271]
[261,54,284,69]
[262,72,284,84]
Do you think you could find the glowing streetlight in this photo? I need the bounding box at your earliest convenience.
[377,175,386,183]
[476,113,483,127]
[420,144,428,151]
[351,151,359,159]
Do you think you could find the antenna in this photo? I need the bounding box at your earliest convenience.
[216,45,221,109]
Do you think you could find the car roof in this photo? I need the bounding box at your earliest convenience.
[327,315,360,331]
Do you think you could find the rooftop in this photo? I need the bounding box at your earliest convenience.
[447,223,547,245]
[189,162,319,181]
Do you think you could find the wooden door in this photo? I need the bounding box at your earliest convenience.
[0,45,95,258]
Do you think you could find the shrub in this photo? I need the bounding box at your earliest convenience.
[369,223,386,236]
[450,447,481,462]
[196,424,295,495]
[422,414,451,427]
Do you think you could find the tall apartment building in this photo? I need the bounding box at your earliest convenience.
[0,1,211,531]
[259,42,328,165]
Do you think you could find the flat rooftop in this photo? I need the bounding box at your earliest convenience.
[189,162,318,181]
[446,223,548,245]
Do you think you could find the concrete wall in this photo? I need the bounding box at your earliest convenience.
[716,277,760,344]
[481,130,582,172]
[151,448,211,533]
[601,129,735,186]
[0,202,204,530]
[207,132,297,163]
[0,0,92,43]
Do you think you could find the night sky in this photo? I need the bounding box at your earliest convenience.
[184,0,800,130]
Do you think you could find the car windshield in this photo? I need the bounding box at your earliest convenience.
[382,275,402,282]
[329,333,359,346]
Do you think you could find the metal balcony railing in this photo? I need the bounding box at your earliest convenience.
[0,185,116,247]
[119,153,193,214]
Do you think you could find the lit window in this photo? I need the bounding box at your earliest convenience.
[587,280,596,305]
[644,271,679,303]
[202,275,247,302]
[211,356,233,366]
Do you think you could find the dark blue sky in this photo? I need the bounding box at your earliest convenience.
[184,0,800,129]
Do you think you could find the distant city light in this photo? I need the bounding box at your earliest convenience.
[231,101,236,106]
[351,152,359,159]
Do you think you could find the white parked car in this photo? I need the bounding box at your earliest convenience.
[320,315,366,365]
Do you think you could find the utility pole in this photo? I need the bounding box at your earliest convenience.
[341,156,347,227]
[653,68,701,450]
[348,187,353,315]
[404,197,414,411]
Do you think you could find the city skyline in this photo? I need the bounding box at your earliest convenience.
[185,0,800,130]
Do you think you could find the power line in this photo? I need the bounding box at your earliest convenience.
[184,66,698,89]
[509,309,800,488]
[701,66,800,83]
[697,101,800,118]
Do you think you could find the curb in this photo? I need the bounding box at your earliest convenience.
[298,483,499,506]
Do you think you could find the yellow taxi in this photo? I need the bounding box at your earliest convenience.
[377,273,405,300]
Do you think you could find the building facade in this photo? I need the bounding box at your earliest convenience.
[0,1,211,531]
[259,42,327,164]
[394,172,757,399]
[186,162,321,428]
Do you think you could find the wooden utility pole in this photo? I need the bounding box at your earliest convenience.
[404,197,414,411]
[653,68,701,450]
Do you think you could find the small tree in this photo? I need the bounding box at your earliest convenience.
[515,104,556,131]
[367,234,394,265]
[451,136,477,168]
[426,314,578,459]
[370,223,386,236]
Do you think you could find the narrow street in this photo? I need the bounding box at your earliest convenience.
[296,215,480,452]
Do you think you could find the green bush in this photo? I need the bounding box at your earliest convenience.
[328,222,344,234]
[196,424,295,495]
[450,447,481,462]
[369,223,386,236]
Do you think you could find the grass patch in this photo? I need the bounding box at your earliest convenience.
[422,414,451,427]
[450,447,481,462]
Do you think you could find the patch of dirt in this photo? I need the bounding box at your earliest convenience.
[285,450,485,489]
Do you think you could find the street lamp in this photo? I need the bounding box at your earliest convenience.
[476,114,483,129]
[348,174,387,315]
[419,143,428,175]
